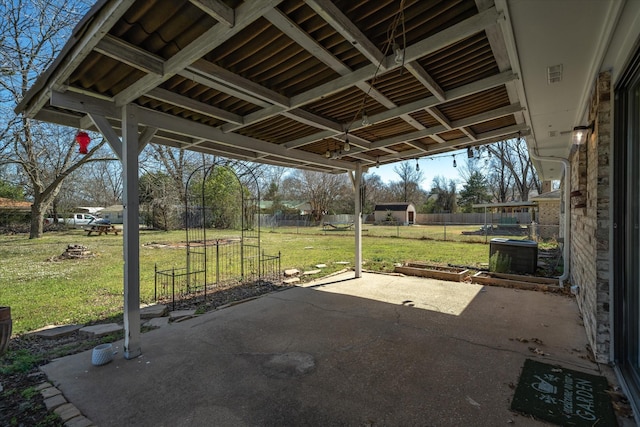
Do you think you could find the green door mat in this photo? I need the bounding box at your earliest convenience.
[511,359,616,426]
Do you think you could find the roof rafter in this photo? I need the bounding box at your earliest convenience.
[189,0,235,27]
[304,0,386,69]
[113,0,283,107]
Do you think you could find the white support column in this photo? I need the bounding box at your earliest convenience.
[122,104,142,359]
[354,163,363,278]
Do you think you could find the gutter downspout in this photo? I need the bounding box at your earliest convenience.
[529,148,571,287]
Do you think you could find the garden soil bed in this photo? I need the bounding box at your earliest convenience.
[394,262,469,282]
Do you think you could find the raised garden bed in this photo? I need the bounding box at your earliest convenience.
[394,262,469,282]
[472,271,561,292]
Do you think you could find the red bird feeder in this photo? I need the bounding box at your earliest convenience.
[75,131,91,154]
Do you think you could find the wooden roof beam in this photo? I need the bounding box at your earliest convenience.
[189,0,235,27]
[95,35,163,76]
[304,0,386,69]
[114,0,282,107]
[426,107,453,129]
[405,62,446,102]
[146,87,244,124]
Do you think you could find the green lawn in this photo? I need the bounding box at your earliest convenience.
[1,227,492,335]
[266,223,536,243]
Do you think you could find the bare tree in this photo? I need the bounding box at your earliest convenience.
[361,173,389,214]
[485,138,540,201]
[287,170,350,222]
[1,0,107,238]
[391,161,425,203]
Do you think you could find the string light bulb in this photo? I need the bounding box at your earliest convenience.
[343,132,351,152]
[416,159,420,171]
[361,110,370,126]
[452,156,457,168]
[376,156,380,168]
[393,42,404,65]
[325,149,331,158]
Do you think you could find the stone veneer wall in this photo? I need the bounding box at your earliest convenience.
[568,71,612,363]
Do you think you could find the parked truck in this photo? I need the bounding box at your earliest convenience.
[44,213,97,228]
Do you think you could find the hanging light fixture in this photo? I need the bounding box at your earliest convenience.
[343,132,351,152]
[75,131,91,154]
[376,156,380,168]
[467,147,474,159]
[325,149,331,158]
[452,155,457,168]
[416,159,420,171]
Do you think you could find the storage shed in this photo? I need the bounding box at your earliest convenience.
[374,203,416,225]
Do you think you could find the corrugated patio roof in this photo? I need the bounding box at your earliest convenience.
[16,0,529,173]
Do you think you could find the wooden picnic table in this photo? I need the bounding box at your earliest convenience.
[86,224,119,236]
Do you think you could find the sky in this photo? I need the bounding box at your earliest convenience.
[364,148,470,191]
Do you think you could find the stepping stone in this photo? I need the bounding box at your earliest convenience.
[303,269,321,275]
[35,382,52,392]
[29,324,84,340]
[44,394,66,411]
[283,277,300,284]
[54,403,81,422]
[335,261,350,265]
[140,304,168,319]
[144,317,170,328]
[79,323,122,338]
[169,310,196,321]
[40,386,62,399]
[284,268,300,277]
[64,415,93,427]
[315,264,327,268]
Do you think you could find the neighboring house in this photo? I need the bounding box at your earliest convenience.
[100,205,124,224]
[374,203,416,225]
[0,197,31,225]
[530,190,561,240]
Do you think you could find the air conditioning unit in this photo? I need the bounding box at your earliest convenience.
[489,238,538,274]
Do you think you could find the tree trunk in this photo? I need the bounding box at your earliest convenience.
[29,201,47,239]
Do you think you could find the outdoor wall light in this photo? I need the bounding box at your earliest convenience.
[572,123,593,145]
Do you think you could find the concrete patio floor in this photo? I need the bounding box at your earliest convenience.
[41,272,617,426]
